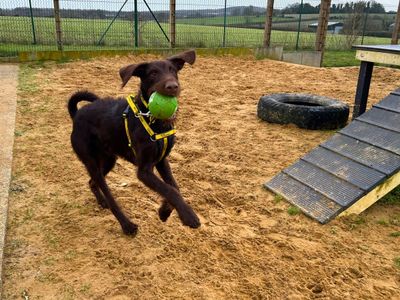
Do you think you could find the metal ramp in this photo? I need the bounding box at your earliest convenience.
[265,89,400,224]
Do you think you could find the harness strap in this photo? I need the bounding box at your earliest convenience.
[122,106,136,157]
[161,137,168,161]
[123,94,175,162]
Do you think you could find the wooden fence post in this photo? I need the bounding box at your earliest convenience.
[391,0,400,45]
[53,0,63,51]
[263,0,274,47]
[315,0,331,65]
[170,0,176,48]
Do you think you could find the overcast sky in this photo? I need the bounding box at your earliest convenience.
[1,0,398,12]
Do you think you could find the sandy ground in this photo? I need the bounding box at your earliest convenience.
[2,54,400,299]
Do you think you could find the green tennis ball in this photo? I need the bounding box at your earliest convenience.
[148,92,178,120]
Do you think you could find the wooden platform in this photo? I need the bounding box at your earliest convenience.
[265,89,400,224]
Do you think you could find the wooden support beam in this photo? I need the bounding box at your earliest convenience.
[263,0,274,48]
[340,171,400,216]
[356,50,400,66]
[53,0,63,51]
[353,60,374,119]
[391,0,400,45]
[169,0,176,48]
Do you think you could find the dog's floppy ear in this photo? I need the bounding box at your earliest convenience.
[168,50,196,71]
[119,63,148,88]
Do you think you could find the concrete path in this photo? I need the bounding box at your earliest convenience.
[0,65,18,293]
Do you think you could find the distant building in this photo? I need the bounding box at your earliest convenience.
[308,22,343,34]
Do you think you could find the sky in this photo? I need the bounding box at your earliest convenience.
[0,0,397,12]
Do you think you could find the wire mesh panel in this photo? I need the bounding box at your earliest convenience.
[272,0,321,50]
[326,0,395,50]
[59,0,136,49]
[0,0,58,55]
[137,0,170,48]
[0,0,397,56]
[173,0,267,48]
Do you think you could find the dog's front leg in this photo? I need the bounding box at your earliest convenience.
[137,164,200,228]
[156,158,179,189]
[156,159,178,222]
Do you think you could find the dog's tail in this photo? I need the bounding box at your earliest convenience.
[68,90,99,119]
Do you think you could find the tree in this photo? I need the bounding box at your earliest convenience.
[369,1,385,13]
[243,6,255,16]
[343,1,366,48]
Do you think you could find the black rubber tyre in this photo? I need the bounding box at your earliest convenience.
[257,93,349,130]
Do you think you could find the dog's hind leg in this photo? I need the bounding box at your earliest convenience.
[156,159,177,222]
[89,156,116,209]
[85,158,138,235]
[138,163,200,228]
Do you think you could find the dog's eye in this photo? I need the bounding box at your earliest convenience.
[149,70,158,76]
[169,66,176,74]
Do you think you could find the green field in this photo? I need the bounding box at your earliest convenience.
[0,15,392,57]
[177,13,395,26]
[176,15,292,26]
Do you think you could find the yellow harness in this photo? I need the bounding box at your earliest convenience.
[122,94,176,162]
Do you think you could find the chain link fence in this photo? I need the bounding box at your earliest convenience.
[0,0,397,56]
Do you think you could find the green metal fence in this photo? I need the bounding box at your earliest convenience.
[0,0,397,56]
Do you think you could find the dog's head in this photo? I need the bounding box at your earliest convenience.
[119,50,196,99]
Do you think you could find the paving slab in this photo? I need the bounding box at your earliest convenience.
[0,64,18,293]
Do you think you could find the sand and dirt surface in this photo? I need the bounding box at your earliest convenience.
[2,54,400,299]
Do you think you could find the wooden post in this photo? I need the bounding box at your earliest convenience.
[353,61,374,119]
[263,0,274,47]
[391,0,400,45]
[170,0,176,48]
[134,0,138,47]
[53,0,63,51]
[315,0,331,64]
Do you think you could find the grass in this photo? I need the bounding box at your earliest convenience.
[323,50,359,67]
[394,257,400,269]
[18,65,39,94]
[389,232,400,237]
[376,219,389,226]
[79,283,92,295]
[287,206,301,216]
[380,186,400,205]
[345,215,367,230]
[177,15,268,26]
[274,194,283,204]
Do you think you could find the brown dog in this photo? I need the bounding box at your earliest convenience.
[68,50,200,235]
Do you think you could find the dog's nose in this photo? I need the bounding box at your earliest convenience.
[165,82,178,93]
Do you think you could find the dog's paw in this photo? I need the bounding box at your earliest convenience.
[158,203,173,222]
[179,207,201,229]
[121,221,138,236]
